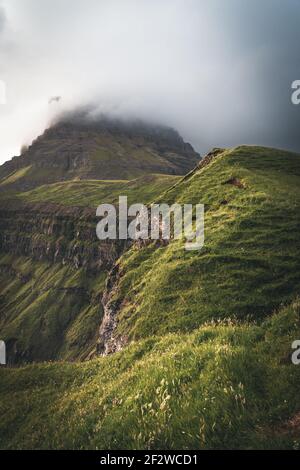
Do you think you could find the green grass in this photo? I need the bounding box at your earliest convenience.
[0,299,300,449]
[0,173,179,363]
[1,145,300,449]
[0,166,32,187]
[109,146,300,342]
[12,174,180,208]
[0,254,106,362]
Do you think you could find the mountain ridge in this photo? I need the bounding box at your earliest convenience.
[0,116,200,192]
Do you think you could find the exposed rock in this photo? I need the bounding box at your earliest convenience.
[180,147,225,183]
[0,201,127,273]
[97,263,126,355]
[0,115,200,192]
[224,177,246,189]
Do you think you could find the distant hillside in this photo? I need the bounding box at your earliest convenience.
[10,173,180,208]
[0,115,200,192]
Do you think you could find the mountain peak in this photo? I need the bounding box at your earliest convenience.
[0,114,200,192]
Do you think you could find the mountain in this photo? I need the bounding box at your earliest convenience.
[0,144,300,449]
[0,115,200,193]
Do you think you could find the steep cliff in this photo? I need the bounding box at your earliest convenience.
[0,201,124,272]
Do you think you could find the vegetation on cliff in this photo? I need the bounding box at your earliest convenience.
[0,254,106,362]
[0,142,300,449]
[11,174,180,208]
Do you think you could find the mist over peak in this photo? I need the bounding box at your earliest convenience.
[1,0,300,164]
[51,104,183,139]
[0,105,200,193]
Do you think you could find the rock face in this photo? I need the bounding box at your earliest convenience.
[0,201,126,273]
[0,200,131,364]
[0,115,200,192]
[97,263,125,356]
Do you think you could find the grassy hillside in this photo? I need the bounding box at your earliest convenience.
[0,254,106,362]
[0,300,300,449]
[12,174,180,208]
[108,146,300,343]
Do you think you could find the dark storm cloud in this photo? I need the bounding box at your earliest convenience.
[208,0,300,151]
[1,0,300,163]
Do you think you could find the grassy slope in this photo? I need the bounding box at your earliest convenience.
[1,145,300,449]
[0,165,32,187]
[1,174,180,208]
[0,254,106,362]
[111,146,300,341]
[0,300,300,449]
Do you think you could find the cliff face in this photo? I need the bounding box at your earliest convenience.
[0,200,129,364]
[0,116,200,192]
[0,202,126,272]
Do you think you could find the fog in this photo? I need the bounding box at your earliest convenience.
[0,0,300,163]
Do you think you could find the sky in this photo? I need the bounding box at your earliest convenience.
[0,0,300,163]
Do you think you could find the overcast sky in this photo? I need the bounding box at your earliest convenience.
[0,0,300,163]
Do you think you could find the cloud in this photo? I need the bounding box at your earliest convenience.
[0,7,5,34]
[0,0,300,164]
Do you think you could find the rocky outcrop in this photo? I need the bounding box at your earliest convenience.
[180,148,225,183]
[0,201,127,273]
[96,263,126,355]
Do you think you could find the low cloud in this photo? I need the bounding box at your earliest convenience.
[0,6,5,34]
[0,0,300,163]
